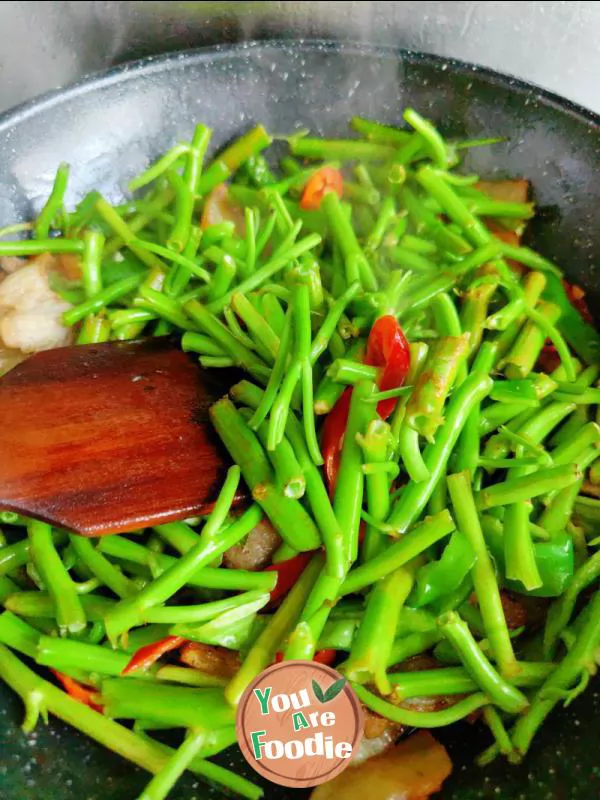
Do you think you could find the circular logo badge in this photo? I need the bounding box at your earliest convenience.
[236,660,363,788]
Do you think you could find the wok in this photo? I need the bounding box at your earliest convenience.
[0,41,598,800]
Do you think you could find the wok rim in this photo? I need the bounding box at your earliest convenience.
[0,38,598,137]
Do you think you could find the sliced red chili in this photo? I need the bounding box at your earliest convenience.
[50,669,103,713]
[312,648,337,666]
[321,317,411,494]
[264,552,314,605]
[122,635,186,675]
[300,167,343,211]
[365,315,411,418]
[274,649,337,665]
[321,387,353,497]
[563,279,593,324]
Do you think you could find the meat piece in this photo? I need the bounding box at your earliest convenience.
[363,705,403,742]
[0,255,72,353]
[500,590,528,629]
[1,302,72,352]
[582,480,600,499]
[392,654,440,673]
[179,641,240,678]
[355,657,452,765]
[200,184,246,234]
[388,655,458,714]
[223,518,281,571]
[476,179,529,204]
[311,731,452,800]
[55,252,82,281]
[354,705,403,765]
[0,346,25,376]
[0,259,58,310]
[0,256,27,274]
[477,179,530,274]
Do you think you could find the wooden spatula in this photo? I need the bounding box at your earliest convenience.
[0,337,243,535]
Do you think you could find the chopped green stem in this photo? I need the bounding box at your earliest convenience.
[501,301,561,379]
[543,549,600,656]
[0,644,199,775]
[231,292,280,364]
[63,275,143,326]
[101,680,234,729]
[248,307,293,430]
[69,536,136,599]
[36,635,131,676]
[404,109,450,168]
[250,413,306,499]
[80,229,104,298]
[198,125,272,194]
[225,554,323,705]
[181,332,226,357]
[209,398,321,551]
[0,239,84,256]
[358,419,393,561]
[477,464,581,509]
[128,143,190,191]
[404,335,470,440]
[334,380,379,568]
[134,287,196,330]
[416,165,492,247]
[344,565,415,694]
[322,191,377,291]
[398,424,430,483]
[289,137,396,162]
[97,530,276,592]
[28,521,86,634]
[389,662,552,699]
[388,373,493,533]
[341,510,455,595]
[185,300,270,384]
[35,162,70,238]
[5,592,115,621]
[327,358,379,385]
[104,468,251,641]
[205,233,322,314]
[447,472,518,677]
[437,612,528,713]
[137,729,208,800]
[77,314,111,344]
[354,683,488,727]
[144,590,268,624]
[503,502,542,590]
[507,590,600,761]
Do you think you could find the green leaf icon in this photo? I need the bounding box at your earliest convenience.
[323,677,347,702]
[312,679,326,703]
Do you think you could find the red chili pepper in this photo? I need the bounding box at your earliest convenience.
[312,648,337,666]
[265,552,314,605]
[300,167,343,210]
[122,635,186,675]
[50,669,103,713]
[321,387,353,497]
[322,317,411,493]
[274,649,337,666]
[563,279,593,324]
[365,315,411,418]
[537,342,561,373]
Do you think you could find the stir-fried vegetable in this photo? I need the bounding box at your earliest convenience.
[0,109,599,800]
